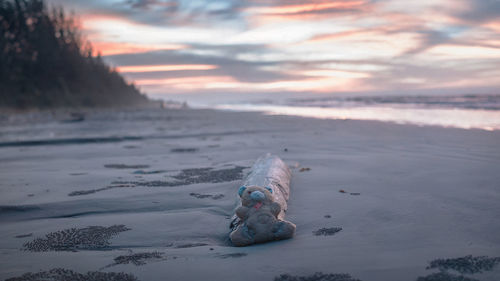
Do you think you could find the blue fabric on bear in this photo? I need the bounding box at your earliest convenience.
[238,186,246,197]
[265,186,273,193]
[250,190,265,201]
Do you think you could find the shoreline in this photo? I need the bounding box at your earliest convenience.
[211,103,500,131]
[2,94,500,138]
[2,106,499,135]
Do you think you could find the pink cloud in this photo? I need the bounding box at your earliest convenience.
[117,64,217,73]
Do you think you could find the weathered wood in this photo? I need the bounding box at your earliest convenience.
[230,154,292,231]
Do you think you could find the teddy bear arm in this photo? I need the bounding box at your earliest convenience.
[236,206,249,220]
[270,202,281,216]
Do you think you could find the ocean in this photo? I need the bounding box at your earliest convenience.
[213,94,500,131]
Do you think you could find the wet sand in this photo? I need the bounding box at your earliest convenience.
[0,108,499,281]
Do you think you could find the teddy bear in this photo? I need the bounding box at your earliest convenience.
[230,185,296,246]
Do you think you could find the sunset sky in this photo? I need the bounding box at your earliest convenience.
[48,0,500,99]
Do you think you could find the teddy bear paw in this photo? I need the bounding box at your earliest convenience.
[272,220,296,240]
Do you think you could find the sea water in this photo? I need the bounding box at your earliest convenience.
[214,94,500,131]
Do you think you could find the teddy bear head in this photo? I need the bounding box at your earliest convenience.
[238,185,274,207]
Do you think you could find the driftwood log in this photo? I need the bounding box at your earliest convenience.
[229,154,295,246]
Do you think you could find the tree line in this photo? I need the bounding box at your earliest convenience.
[0,0,148,109]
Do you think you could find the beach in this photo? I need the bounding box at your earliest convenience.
[1,108,499,281]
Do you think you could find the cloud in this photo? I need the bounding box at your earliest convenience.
[400,29,451,55]
[90,41,185,56]
[124,0,168,10]
[456,0,500,23]
[359,57,500,90]
[105,43,306,83]
[49,0,500,95]
[247,1,367,15]
[117,0,244,26]
[116,64,217,72]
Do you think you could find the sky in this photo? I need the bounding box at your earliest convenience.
[49,0,500,100]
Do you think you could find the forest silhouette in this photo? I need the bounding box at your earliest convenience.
[0,0,149,109]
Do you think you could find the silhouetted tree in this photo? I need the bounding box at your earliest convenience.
[0,0,148,109]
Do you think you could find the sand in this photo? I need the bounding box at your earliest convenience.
[0,108,499,281]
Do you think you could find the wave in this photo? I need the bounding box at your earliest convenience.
[288,94,500,111]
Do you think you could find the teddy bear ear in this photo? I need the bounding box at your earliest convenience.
[265,186,273,193]
[238,186,246,197]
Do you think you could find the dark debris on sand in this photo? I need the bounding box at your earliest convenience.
[15,233,33,238]
[68,166,246,196]
[274,272,361,281]
[416,255,500,281]
[216,253,247,259]
[104,164,150,169]
[111,252,165,266]
[416,272,479,281]
[133,170,166,175]
[313,227,342,236]
[190,192,224,200]
[5,268,138,281]
[426,255,500,274]
[171,166,246,184]
[173,242,209,248]
[171,148,198,153]
[69,173,88,176]
[113,166,246,188]
[23,225,130,252]
[123,145,139,149]
[68,189,101,196]
[0,205,41,213]
[68,184,134,196]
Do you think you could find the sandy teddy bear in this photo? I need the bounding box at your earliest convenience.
[230,185,296,246]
